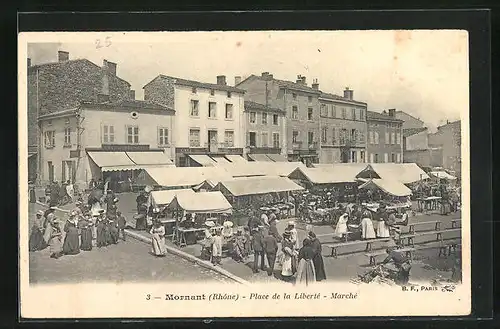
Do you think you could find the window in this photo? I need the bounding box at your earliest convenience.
[47,120,52,126]
[374,153,379,163]
[360,110,365,121]
[384,153,389,163]
[292,93,297,100]
[308,96,312,103]
[210,89,215,96]
[208,102,217,118]
[369,131,374,144]
[351,151,357,163]
[359,131,365,143]
[321,127,327,143]
[391,132,396,145]
[127,126,139,144]
[292,131,299,143]
[227,91,232,98]
[307,107,313,120]
[351,129,356,142]
[225,104,233,119]
[308,131,314,145]
[369,153,374,163]
[248,132,257,147]
[47,161,54,182]
[158,127,169,146]
[332,128,336,145]
[352,108,356,120]
[192,87,197,94]
[272,133,280,148]
[262,112,268,125]
[340,129,347,145]
[102,125,115,144]
[385,131,390,145]
[261,132,269,147]
[292,106,298,119]
[64,127,71,146]
[360,151,366,163]
[342,107,347,119]
[189,128,200,147]
[44,131,55,148]
[331,105,336,118]
[224,130,234,147]
[391,153,396,163]
[320,104,327,117]
[190,100,199,117]
[249,112,256,123]
[397,153,402,163]
[374,131,379,144]
[396,132,401,145]
[273,114,279,125]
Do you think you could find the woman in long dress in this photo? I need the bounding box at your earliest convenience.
[107,216,119,245]
[295,238,316,286]
[334,211,349,238]
[211,230,223,265]
[308,232,326,281]
[150,220,167,257]
[29,210,47,251]
[78,214,93,251]
[96,211,108,248]
[360,208,376,239]
[375,206,391,238]
[280,230,297,282]
[63,212,80,255]
[46,214,63,259]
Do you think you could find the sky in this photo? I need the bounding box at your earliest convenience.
[26,31,468,131]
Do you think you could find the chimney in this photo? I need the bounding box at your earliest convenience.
[101,70,109,95]
[261,72,273,80]
[58,51,69,62]
[296,75,306,85]
[388,109,396,117]
[129,90,136,100]
[216,75,227,85]
[97,93,110,103]
[103,59,117,76]
[344,87,353,100]
[382,110,387,115]
[27,58,31,67]
[235,76,242,86]
[312,78,319,90]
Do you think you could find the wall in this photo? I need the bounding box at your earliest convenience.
[405,130,429,151]
[245,109,285,154]
[403,148,443,168]
[428,121,461,173]
[395,111,425,129]
[366,120,403,163]
[143,76,175,109]
[173,85,245,149]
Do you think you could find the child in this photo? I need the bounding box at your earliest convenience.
[117,211,127,241]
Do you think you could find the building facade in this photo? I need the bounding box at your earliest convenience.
[27,50,133,183]
[318,89,368,163]
[366,109,404,163]
[37,100,175,188]
[237,72,321,165]
[143,75,246,166]
[244,100,287,157]
[395,110,425,129]
[428,120,461,174]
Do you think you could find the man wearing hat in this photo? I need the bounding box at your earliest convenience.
[251,227,265,273]
[262,230,279,276]
[287,221,300,251]
[268,215,282,243]
[117,210,127,241]
[29,210,48,251]
[381,243,411,286]
[260,208,270,228]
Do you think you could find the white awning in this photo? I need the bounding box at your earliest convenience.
[359,179,412,197]
[430,171,457,180]
[248,154,273,162]
[188,154,217,167]
[212,156,232,165]
[87,152,138,172]
[266,154,288,162]
[143,166,232,188]
[126,151,173,166]
[216,176,304,197]
[167,191,232,214]
[148,189,196,208]
[226,155,248,164]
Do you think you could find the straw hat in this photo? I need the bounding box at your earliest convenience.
[260,207,270,211]
[36,210,44,216]
[287,220,295,226]
[223,221,234,228]
[113,198,119,203]
[205,220,215,227]
[153,208,160,214]
[46,213,55,221]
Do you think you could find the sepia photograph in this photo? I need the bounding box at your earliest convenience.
[19,30,470,318]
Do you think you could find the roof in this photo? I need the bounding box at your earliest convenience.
[225,155,249,164]
[29,58,131,87]
[289,165,365,184]
[429,171,457,180]
[242,74,321,94]
[145,75,245,94]
[403,127,428,137]
[244,100,286,114]
[188,154,218,167]
[367,111,404,123]
[357,163,430,184]
[143,167,232,188]
[148,189,196,207]
[87,151,174,172]
[38,108,79,120]
[437,120,461,130]
[319,91,367,106]
[359,179,412,197]
[167,191,232,214]
[216,176,304,197]
[395,110,424,123]
[81,99,173,112]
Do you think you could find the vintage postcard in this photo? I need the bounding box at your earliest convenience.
[19,30,470,318]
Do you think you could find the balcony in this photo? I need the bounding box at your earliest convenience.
[308,141,318,150]
[292,141,303,150]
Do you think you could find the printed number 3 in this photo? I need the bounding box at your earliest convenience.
[146,294,151,300]
[96,37,112,48]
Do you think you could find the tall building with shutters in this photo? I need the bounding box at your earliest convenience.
[366,109,404,163]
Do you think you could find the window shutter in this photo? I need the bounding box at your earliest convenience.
[61,161,66,182]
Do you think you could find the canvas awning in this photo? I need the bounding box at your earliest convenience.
[216,176,304,197]
[288,165,364,184]
[430,171,457,180]
[167,191,232,214]
[87,151,139,172]
[226,155,248,164]
[212,156,232,165]
[28,152,37,159]
[188,154,217,167]
[357,163,429,184]
[126,151,173,166]
[143,167,232,188]
[248,154,273,162]
[148,189,196,208]
[266,154,288,162]
[359,179,412,197]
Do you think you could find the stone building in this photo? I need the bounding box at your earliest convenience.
[237,72,321,165]
[366,109,404,163]
[318,87,368,163]
[394,110,426,129]
[27,51,133,183]
[402,127,443,168]
[143,75,246,166]
[428,120,461,174]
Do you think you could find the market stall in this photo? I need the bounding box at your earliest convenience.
[359,178,412,211]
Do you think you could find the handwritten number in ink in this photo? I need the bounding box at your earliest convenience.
[96,37,112,49]
[146,294,151,300]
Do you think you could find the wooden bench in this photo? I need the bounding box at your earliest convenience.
[438,239,461,257]
[365,247,415,266]
[408,220,442,233]
[325,237,391,258]
[399,228,461,247]
[451,219,462,229]
[317,231,353,243]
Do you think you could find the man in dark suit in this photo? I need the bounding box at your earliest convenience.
[251,227,265,273]
[262,231,279,276]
